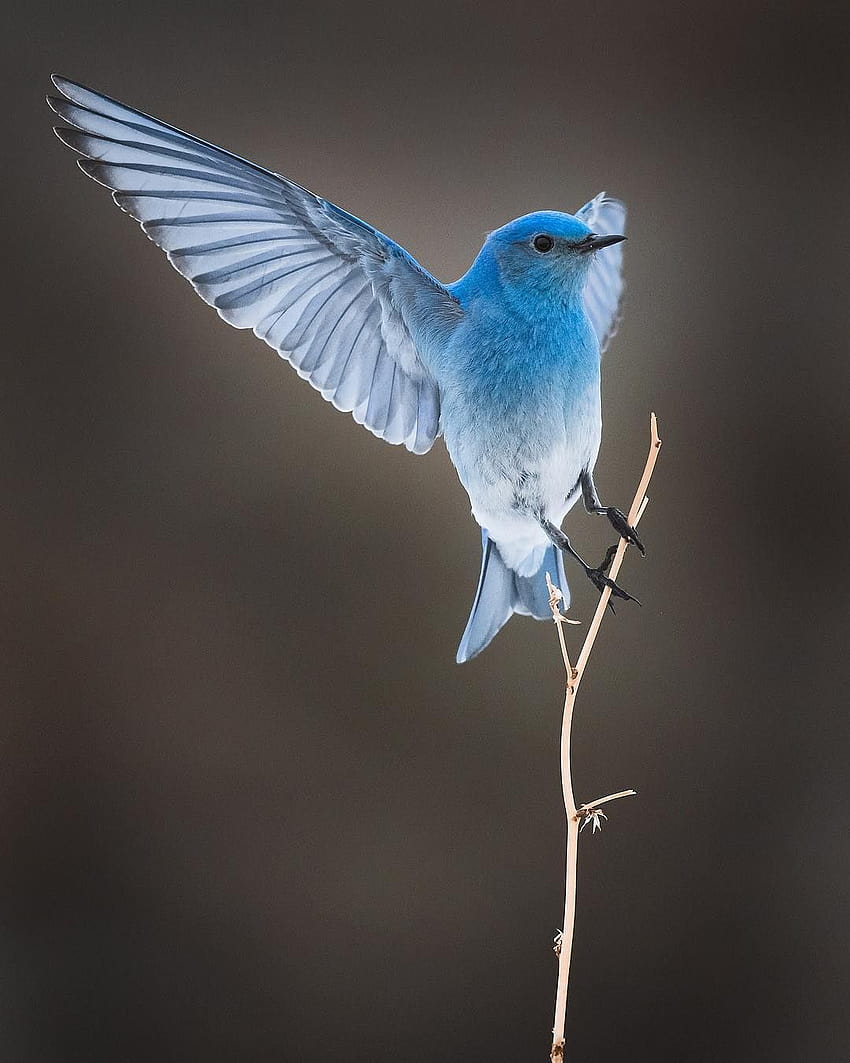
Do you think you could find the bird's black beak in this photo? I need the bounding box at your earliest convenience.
[579,233,627,253]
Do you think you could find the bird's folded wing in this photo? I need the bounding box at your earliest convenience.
[48,76,462,454]
[575,193,626,355]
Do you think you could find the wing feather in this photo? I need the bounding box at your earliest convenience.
[49,76,462,453]
[575,192,626,354]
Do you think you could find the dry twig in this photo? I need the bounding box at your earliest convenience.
[548,413,662,1063]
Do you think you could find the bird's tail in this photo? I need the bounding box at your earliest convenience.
[456,531,570,663]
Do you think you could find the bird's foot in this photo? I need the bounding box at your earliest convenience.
[585,545,640,609]
[604,507,645,556]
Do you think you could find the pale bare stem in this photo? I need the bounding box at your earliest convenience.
[550,682,578,1063]
[545,572,578,684]
[548,414,662,1063]
[573,411,662,690]
[575,789,638,817]
[545,575,580,1060]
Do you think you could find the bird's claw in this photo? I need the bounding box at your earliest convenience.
[605,507,645,556]
[586,557,641,607]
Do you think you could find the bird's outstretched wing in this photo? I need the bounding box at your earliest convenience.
[48,76,461,454]
[575,193,626,354]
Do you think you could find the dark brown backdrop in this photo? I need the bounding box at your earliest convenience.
[5,1,850,1060]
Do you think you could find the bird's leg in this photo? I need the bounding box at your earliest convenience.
[539,518,640,606]
[596,543,619,576]
[580,470,645,556]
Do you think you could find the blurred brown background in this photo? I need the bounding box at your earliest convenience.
[4,1,850,1060]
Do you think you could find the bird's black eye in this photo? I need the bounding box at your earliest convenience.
[533,234,554,253]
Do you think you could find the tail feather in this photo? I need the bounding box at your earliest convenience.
[513,543,568,619]
[456,533,570,663]
[456,532,514,664]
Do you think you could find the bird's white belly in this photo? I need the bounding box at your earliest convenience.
[453,414,601,576]
[467,439,582,574]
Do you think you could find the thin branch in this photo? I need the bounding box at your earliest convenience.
[549,413,662,1063]
[575,789,637,818]
[546,573,578,687]
[573,411,662,690]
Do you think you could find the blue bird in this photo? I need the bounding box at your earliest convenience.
[48,76,643,663]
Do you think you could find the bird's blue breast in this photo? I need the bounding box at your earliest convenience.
[435,290,599,430]
[434,289,601,499]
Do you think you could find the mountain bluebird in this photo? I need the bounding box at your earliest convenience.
[48,76,644,663]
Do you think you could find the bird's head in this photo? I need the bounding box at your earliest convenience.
[476,210,625,306]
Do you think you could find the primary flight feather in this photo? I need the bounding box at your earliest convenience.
[48,75,641,663]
